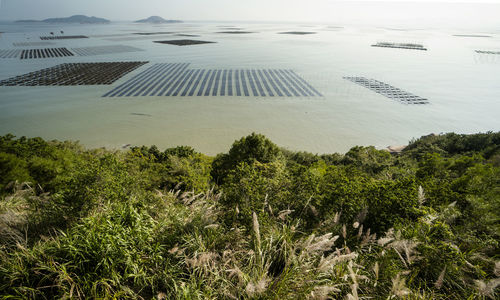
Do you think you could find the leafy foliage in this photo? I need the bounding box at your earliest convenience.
[0,132,499,299]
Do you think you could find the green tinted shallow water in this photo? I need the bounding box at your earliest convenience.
[0,21,499,154]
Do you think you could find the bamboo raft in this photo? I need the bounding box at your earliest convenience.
[102,63,323,98]
[0,62,147,86]
[344,77,429,105]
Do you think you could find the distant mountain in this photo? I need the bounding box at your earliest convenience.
[135,16,182,24]
[16,15,110,24]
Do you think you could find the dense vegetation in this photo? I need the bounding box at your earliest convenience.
[0,132,499,299]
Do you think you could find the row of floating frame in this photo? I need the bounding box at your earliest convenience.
[0,61,430,104]
[0,45,143,59]
[103,63,323,98]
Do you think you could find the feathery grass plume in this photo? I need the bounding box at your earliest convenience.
[357,224,363,239]
[317,252,357,273]
[418,185,426,206]
[305,233,338,253]
[157,292,167,300]
[494,261,500,277]
[226,265,245,285]
[373,262,379,286]
[353,222,360,229]
[333,212,340,224]
[277,209,294,221]
[204,224,219,229]
[474,278,500,299]
[245,278,268,297]
[434,267,446,289]
[361,228,375,246]
[186,252,219,269]
[346,284,359,300]
[309,204,319,217]
[378,228,395,246]
[391,273,411,298]
[309,285,341,300]
[342,224,347,239]
[252,212,261,251]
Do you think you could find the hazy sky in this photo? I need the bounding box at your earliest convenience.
[1,0,499,27]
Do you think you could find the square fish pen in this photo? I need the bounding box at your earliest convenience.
[344,77,428,105]
[40,35,89,40]
[71,45,144,56]
[0,62,147,86]
[154,40,216,46]
[102,63,323,98]
[20,48,74,59]
[0,49,22,58]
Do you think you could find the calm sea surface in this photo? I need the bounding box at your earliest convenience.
[0,21,499,154]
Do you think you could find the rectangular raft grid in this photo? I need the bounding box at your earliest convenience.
[0,49,21,58]
[344,77,428,105]
[0,62,147,86]
[103,63,323,98]
[71,45,144,56]
[20,48,74,59]
[40,35,89,40]
[372,42,427,51]
[13,41,56,47]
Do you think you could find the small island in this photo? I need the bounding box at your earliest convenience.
[16,15,110,24]
[135,16,182,24]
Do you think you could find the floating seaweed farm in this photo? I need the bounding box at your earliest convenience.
[475,50,500,55]
[0,62,147,86]
[102,63,323,98]
[372,42,427,51]
[344,77,428,105]
[154,40,216,46]
[0,49,22,58]
[40,35,89,40]
[13,41,56,47]
[71,45,144,56]
[279,31,317,35]
[20,48,74,59]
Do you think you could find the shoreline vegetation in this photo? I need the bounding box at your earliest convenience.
[0,132,499,299]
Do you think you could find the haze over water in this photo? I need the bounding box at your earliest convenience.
[0,1,499,154]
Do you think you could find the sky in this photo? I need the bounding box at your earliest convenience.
[1,0,499,28]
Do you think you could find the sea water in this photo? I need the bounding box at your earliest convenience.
[0,21,499,154]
